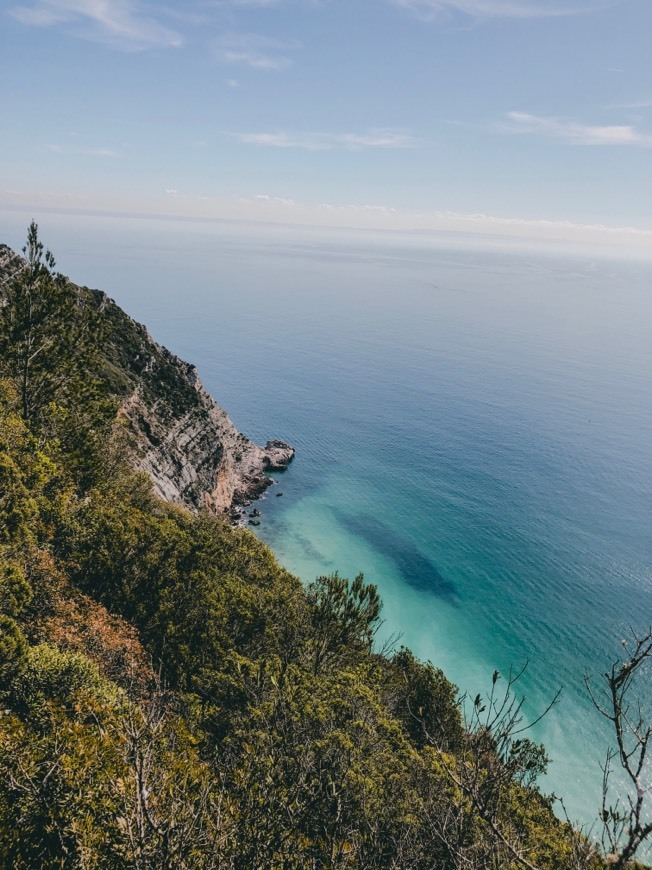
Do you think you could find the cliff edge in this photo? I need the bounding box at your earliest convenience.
[0,243,294,514]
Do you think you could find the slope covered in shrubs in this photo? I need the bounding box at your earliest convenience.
[1,225,643,868]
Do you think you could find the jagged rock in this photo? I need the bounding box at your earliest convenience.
[0,243,295,516]
[120,382,294,513]
[262,440,294,471]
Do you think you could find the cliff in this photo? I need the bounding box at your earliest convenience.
[0,243,293,515]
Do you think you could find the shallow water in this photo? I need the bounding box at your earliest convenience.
[2,210,651,834]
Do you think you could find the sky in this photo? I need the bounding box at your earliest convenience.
[1,0,651,256]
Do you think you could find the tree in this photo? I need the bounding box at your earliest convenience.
[307,572,382,676]
[586,627,652,868]
[390,646,464,752]
[0,222,101,427]
[105,678,231,869]
[0,616,27,689]
[408,663,584,869]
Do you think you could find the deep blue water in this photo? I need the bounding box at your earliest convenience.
[2,210,651,833]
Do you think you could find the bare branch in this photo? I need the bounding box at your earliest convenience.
[588,627,652,868]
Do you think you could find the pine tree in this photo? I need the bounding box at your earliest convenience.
[0,222,97,425]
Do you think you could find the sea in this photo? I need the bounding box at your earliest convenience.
[1,209,651,837]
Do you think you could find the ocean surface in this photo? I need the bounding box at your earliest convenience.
[2,210,651,835]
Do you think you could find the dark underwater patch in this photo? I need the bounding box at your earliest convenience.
[333,509,458,604]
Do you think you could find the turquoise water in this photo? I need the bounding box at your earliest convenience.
[2,211,651,833]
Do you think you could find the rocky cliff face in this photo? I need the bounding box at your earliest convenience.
[0,244,23,280]
[0,243,294,515]
[119,369,294,514]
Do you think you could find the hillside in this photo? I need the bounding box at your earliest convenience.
[0,225,649,868]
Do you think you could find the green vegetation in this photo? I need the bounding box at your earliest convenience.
[0,225,648,868]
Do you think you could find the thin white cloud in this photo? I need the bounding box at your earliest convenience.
[215,33,299,71]
[222,50,288,70]
[604,99,652,111]
[47,143,122,157]
[319,202,400,216]
[503,111,652,146]
[391,0,614,19]
[429,210,651,234]
[255,194,297,206]
[237,130,417,150]
[9,0,182,50]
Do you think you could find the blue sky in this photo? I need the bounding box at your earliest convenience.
[2,0,651,254]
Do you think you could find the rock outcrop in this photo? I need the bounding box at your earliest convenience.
[120,376,294,513]
[0,243,294,514]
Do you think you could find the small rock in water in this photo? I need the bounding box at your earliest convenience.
[276,492,283,497]
[248,519,261,526]
[250,508,261,517]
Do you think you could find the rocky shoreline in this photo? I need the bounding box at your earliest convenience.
[0,242,294,520]
[119,354,295,518]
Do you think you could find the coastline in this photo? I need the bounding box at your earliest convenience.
[0,242,295,523]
